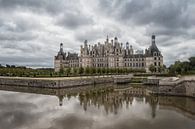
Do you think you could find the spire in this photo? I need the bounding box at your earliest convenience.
[84,40,88,48]
[126,42,129,49]
[60,43,63,52]
[149,34,160,55]
[106,35,109,42]
[152,34,155,45]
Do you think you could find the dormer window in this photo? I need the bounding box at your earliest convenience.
[154,52,157,56]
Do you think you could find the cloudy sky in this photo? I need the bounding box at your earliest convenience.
[0,0,195,67]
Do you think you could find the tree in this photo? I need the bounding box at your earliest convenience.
[89,67,93,75]
[149,64,156,73]
[189,57,195,68]
[0,64,4,68]
[158,66,164,73]
[181,61,190,73]
[174,61,182,74]
[73,68,78,75]
[105,68,109,74]
[65,67,71,76]
[102,67,106,74]
[59,67,64,76]
[11,65,16,68]
[97,68,101,74]
[85,67,90,75]
[112,68,116,74]
[109,68,114,74]
[92,67,96,74]
[6,64,10,68]
[169,64,176,74]
[78,67,84,75]
[124,68,128,74]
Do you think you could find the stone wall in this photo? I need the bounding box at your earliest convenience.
[0,76,114,88]
[158,80,195,98]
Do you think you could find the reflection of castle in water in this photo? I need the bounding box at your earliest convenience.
[62,87,195,119]
[78,87,159,116]
[0,84,194,119]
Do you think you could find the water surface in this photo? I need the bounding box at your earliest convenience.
[0,85,194,129]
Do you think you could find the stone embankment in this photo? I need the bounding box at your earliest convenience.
[0,75,132,88]
[157,76,195,98]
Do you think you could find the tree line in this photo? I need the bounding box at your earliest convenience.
[168,57,195,75]
[0,64,146,77]
[59,67,146,76]
[0,64,54,77]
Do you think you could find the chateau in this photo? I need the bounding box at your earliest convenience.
[54,35,163,73]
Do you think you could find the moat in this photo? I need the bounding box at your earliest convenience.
[0,84,195,129]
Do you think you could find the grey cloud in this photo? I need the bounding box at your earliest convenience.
[56,11,94,29]
[0,0,64,15]
[75,26,122,43]
[98,0,195,36]
[120,0,152,20]
[0,17,40,42]
[0,0,195,67]
[0,56,53,67]
[0,32,38,41]
[117,0,192,28]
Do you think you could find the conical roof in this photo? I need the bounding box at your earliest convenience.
[149,43,160,54]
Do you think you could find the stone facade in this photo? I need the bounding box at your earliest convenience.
[54,35,163,72]
[54,43,79,72]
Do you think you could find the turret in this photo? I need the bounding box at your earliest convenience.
[111,39,113,46]
[126,42,129,49]
[84,40,88,48]
[55,43,66,60]
[152,34,155,45]
[60,43,63,53]
[130,45,133,55]
[80,45,83,56]
[106,35,109,43]
[149,34,160,56]
[83,40,89,55]
[114,37,118,43]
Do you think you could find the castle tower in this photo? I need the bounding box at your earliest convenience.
[152,34,155,45]
[60,43,63,52]
[130,45,133,55]
[106,35,109,43]
[126,42,129,49]
[114,37,118,45]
